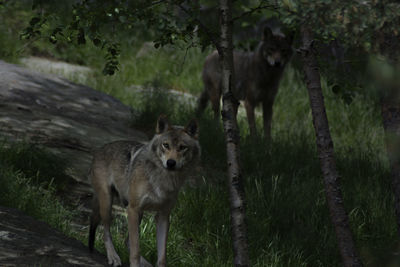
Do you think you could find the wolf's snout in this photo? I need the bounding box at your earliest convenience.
[166,159,176,169]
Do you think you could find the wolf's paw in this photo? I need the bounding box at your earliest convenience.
[107,252,122,267]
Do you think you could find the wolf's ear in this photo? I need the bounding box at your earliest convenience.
[262,26,273,41]
[184,119,198,139]
[156,115,170,134]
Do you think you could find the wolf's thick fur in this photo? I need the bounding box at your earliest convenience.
[88,116,200,267]
[197,26,293,138]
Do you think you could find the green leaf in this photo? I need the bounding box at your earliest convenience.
[49,35,57,44]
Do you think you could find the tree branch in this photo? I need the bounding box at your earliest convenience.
[140,0,170,10]
[231,3,277,22]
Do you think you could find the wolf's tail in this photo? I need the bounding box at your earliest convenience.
[88,212,101,252]
[88,218,98,252]
[196,90,209,117]
[88,195,100,252]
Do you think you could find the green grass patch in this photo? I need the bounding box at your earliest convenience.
[79,42,210,107]
[0,142,74,232]
[0,141,70,189]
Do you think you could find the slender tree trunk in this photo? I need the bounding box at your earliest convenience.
[381,93,400,236]
[218,0,249,266]
[299,26,363,267]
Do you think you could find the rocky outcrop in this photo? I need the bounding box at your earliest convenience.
[0,60,147,183]
[0,206,129,266]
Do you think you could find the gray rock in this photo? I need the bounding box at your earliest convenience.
[0,60,148,183]
[0,206,129,266]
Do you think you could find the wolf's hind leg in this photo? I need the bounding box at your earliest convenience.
[98,185,121,267]
[125,211,143,250]
[196,90,209,117]
[209,88,221,119]
[262,99,274,140]
[156,211,170,267]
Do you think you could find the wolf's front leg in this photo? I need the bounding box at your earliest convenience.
[97,187,121,266]
[262,99,274,140]
[128,205,141,267]
[126,212,153,267]
[245,100,257,136]
[155,211,170,267]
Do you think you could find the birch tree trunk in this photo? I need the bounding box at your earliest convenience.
[299,26,363,267]
[217,0,249,266]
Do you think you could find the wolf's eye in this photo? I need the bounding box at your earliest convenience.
[163,143,170,150]
[178,145,187,152]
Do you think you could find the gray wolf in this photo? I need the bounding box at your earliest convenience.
[88,115,200,267]
[197,26,293,139]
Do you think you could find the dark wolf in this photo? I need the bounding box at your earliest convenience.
[197,25,293,138]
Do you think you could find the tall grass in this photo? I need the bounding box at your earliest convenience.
[0,142,74,232]
[80,42,210,107]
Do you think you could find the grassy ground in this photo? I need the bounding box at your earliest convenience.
[0,3,399,267]
[0,142,74,232]
[82,73,397,266]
